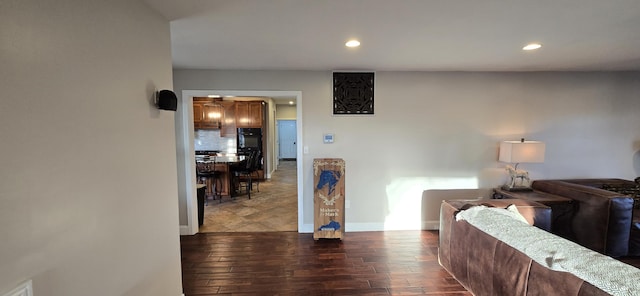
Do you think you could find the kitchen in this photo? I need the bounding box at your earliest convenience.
[175,89,302,235]
[194,96,266,200]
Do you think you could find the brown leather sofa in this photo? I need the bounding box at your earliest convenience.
[531,179,639,257]
[439,199,612,296]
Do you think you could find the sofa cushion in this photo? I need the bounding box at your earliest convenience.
[455,204,529,225]
[630,222,640,256]
[630,210,640,256]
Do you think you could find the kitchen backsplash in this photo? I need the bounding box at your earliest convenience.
[194,129,237,154]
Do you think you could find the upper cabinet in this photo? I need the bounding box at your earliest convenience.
[193,102,205,126]
[193,98,225,130]
[219,101,236,136]
[201,103,224,129]
[235,101,264,128]
[193,98,264,131]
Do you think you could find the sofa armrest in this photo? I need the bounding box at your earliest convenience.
[532,180,634,256]
[439,199,551,273]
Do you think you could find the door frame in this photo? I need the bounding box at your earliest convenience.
[177,90,303,235]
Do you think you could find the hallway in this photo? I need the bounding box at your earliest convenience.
[199,160,298,232]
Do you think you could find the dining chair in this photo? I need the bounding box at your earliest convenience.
[233,150,260,199]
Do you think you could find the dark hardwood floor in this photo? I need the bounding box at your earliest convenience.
[180,230,471,295]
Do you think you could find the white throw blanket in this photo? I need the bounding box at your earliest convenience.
[456,205,640,296]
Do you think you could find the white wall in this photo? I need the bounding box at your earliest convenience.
[0,1,182,295]
[174,69,640,231]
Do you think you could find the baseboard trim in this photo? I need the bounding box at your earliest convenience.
[422,221,440,230]
[299,223,314,233]
[179,225,193,236]
[345,223,387,232]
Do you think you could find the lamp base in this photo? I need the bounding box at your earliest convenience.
[501,185,533,192]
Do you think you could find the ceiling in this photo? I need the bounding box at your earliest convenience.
[142,0,640,72]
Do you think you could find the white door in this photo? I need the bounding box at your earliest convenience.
[278,120,297,159]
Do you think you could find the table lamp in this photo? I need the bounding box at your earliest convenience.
[499,138,545,191]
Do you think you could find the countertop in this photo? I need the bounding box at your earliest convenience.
[196,155,243,163]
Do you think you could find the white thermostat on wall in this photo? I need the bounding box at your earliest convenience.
[323,133,334,144]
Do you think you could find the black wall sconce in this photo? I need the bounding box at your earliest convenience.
[156,89,178,111]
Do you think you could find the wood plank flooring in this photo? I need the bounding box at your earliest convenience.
[180,230,471,295]
[186,160,640,294]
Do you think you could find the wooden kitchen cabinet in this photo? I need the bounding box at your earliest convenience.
[219,100,236,137]
[235,101,264,128]
[200,103,224,129]
[193,98,225,129]
[196,162,232,197]
[193,103,204,128]
[213,163,231,197]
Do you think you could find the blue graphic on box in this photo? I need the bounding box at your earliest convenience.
[316,170,341,195]
[318,219,341,231]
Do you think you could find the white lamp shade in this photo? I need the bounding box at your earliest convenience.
[499,141,545,163]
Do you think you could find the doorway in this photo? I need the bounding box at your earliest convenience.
[278,120,297,160]
[176,90,304,235]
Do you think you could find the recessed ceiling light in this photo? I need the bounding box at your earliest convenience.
[207,95,221,98]
[523,43,542,51]
[345,39,360,48]
[288,101,294,105]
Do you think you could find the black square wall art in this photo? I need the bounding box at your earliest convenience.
[333,72,374,115]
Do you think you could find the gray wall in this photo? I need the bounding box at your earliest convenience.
[0,1,182,295]
[174,69,640,231]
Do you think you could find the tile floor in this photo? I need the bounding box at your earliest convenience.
[199,160,298,232]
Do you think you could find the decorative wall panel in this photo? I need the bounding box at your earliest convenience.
[333,72,374,114]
